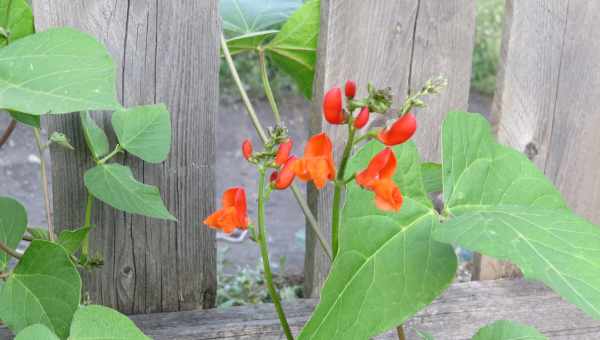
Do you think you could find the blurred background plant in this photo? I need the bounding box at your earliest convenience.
[471,0,505,95]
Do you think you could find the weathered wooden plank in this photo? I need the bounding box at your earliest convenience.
[31,1,219,313]
[477,0,600,280]
[3,280,598,339]
[306,0,475,297]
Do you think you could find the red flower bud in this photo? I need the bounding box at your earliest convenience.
[378,113,417,146]
[275,139,293,166]
[242,139,253,160]
[354,107,369,129]
[323,87,345,124]
[273,156,297,190]
[345,80,357,99]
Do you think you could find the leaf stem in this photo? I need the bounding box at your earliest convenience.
[0,239,21,259]
[98,144,122,164]
[0,119,16,149]
[81,192,94,258]
[33,127,55,241]
[257,170,294,340]
[258,48,281,125]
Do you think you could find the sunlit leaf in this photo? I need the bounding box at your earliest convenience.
[14,324,60,340]
[69,305,149,340]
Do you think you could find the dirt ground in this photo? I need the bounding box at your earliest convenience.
[0,91,491,276]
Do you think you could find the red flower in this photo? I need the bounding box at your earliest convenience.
[345,80,357,99]
[323,87,345,124]
[275,139,293,166]
[242,139,253,160]
[293,133,336,189]
[354,107,369,129]
[272,156,297,190]
[203,187,249,233]
[378,113,417,146]
[356,148,403,212]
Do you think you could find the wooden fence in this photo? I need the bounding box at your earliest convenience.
[26,0,600,336]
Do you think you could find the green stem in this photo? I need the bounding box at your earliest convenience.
[258,48,281,125]
[33,128,55,241]
[0,239,21,259]
[257,170,294,340]
[221,33,332,261]
[81,193,94,258]
[331,125,356,258]
[98,144,122,164]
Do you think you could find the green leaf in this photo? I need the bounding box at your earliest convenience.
[0,196,27,271]
[220,0,301,38]
[472,320,547,340]
[84,164,176,221]
[0,28,121,115]
[27,227,49,240]
[0,0,34,46]
[49,132,75,150]
[9,110,39,127]
[225,30,278,56]
[15,324,60,340]
[69,305,149,340]
[80,112,109,159]
[0,240,81,339]
[421,162,442,193]
[58,227,91,254]
[111,104,171,163]
[299,141,457,340]
[417,330,435,340]
[264,0,320,98]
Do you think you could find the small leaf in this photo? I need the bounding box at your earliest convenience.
[0,240,81,339]
[69,305,149,340]
[0,196,27,271]
[0,28,121,115]
[9,110,40,128]
[58,227,91,254]
[80,112,109,159]
[472,320,547,340]
[15,324,60,340]
[84,164,176,221]
[111,104,172,163]
[421,162,442,193]
[220,0,302,38]
[0,0,34,46]
[49,132,75,150]
[417,330,435,340]
[264,0,320,98]
[27,227,50,240]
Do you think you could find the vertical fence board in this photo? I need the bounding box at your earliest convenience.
[306,0,475,296]
[478,0,600,280]
[32,1,219,313]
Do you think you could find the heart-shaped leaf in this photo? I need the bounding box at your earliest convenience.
[0,240,81,339]
[472,320,547,340]
[15,324,60,340]
[299,141,456,340]
[0,28,121,115]
[0,0,34,46]
[80,112,109,159]
[58,227,91,254]
[84,164,176,221]
[0,196,27,271]
[111,105,171,163]
[69,305,149,340]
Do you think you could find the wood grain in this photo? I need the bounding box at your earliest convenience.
[306,0,475,297]
[31,0,219,313]
[477,0,600,280]
[3,280,598,339]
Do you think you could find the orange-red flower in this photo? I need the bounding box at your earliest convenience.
[354,107,370,129]
[345,80,357,99]
[203,187,249,233]
[356,148,403,212]
[292,133,336,189]
[323,87,345,124]
[242,139,252,160]
[275,139,293,166]
[272,156,297,190]
[378,113,417,146]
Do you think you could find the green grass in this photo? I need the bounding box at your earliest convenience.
[472,0,505,95]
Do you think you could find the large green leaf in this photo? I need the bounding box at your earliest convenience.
[0,0,34,46]
[434,111,600,320]
[84,164,176,221]
[421,162,442,193]
[0,28,121,115]
[220,0,301,38]
[264,0,319,98]
[225,30,278,56]
[472,320,547,340]
[15,324,60,340]
[0,196,27,271]
[299,141,457,340]
[69,305,149,340]
[0,240,81,339]
[111,104,171,163]
[80,112,109,159]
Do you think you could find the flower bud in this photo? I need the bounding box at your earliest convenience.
[345,80,357,99]
[378,113,417,146]
[275,139,293,166]
[323,87,345,124]
[354,107,369,129]
[242,139,252,160]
